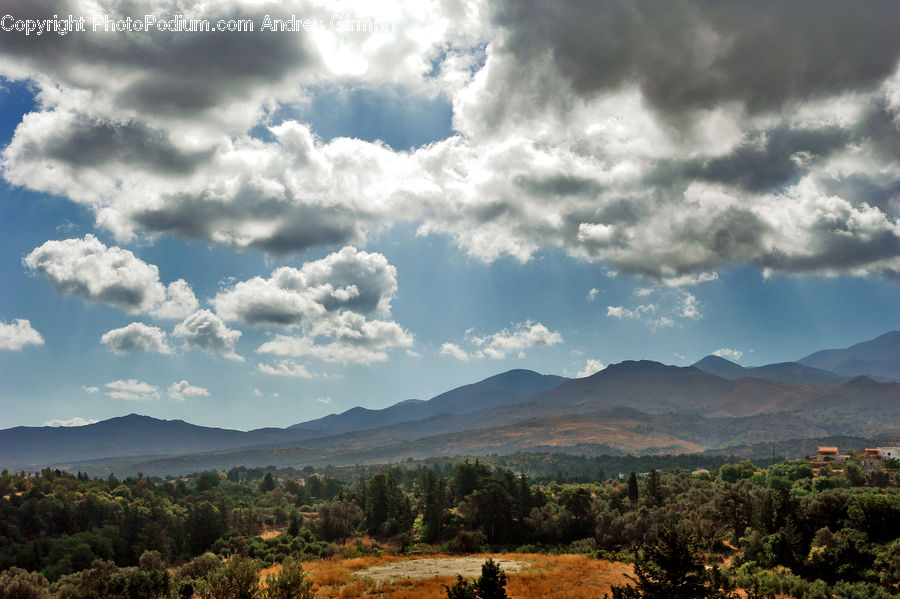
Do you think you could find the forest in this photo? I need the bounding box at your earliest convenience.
[2,452,900,598]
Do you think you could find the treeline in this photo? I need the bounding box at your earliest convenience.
[4,454,900,597]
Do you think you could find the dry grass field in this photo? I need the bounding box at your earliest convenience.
[261,553,632,599]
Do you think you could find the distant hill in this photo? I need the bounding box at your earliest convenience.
[0,414,316,469]
[289,369,567,434]
[4,332,900,477]
[693,355,851,386]
[799,331,900,381]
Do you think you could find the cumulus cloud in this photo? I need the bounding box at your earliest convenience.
[2,0,899,282]
[440,342,470,361]
[214,246,397,325]
[0,318,44,350]
[101,322,172,354]
[712,348,744,361]
[24,235,198,316]
[257,360,316,378]
[82,385,99,393]
[167,380,210,402]
[587,288,599,301]
[43,417,98,427]
[577,359,606,378]
[104,379,160,401]
[173,310,243,361]
[441,321,563,360]
[257,316,414,365]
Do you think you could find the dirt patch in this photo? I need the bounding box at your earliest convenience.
[356,557,527,581]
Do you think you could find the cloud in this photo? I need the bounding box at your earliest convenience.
[151,280,199,319]
[82,385,99,394]
[24,235,198,315]
[253,388,263,397]
[104,379,160,401]
[315,397,332,404]
[2,0,899,282]
[101,322,172,355]
[173,310,243,361]
[712,348,744,361]
[167,380,210,402]
[440,342,470,361]
[441,321,563,360]
[257,316,414,365]
[213,246,397,326]
[257,361,316,378]
[587,288,599,301]
[577,359,606,378]
[0,318,44,350]
[42,417,98,427]
[608,290,702,329]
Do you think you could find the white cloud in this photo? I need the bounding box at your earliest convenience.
[253,388,263,397]
[101,322,172,355]
[104,379,160,401]
[173,310,243,361]
[257,361,316,378]
[441,321,563,361]
[315,397,332,404]
[577,359,606,378]
[0,318,44,350]
[712,348,744,361]
[151,280,199,319]
[82,385,99,394]
[24,235,197,317]
[43,417,98,427]
[608,290,702,329]
[587,288,599,301]
[679,293,702,320]
[440,342,470,361]
[214,246,397,326]
[167,380,210,402]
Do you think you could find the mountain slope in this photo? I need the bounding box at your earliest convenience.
[799,331,900,380]
[289,369,567,433]
[693,355,851,386]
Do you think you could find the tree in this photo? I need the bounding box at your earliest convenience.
[444,559,509,599]
[645,469,663,506]
[606,527,737,599]
[419,470,449,543]
[260,473,277,493]
[627,473,639,507]
[475,558,509,599]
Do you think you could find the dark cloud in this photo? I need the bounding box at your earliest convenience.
[132,192,361,253]
[494,0,900,116]
[0,0,319,119]
[32,115,214,174]
[648,124,850,192]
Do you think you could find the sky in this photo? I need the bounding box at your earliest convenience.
[1,0,899,430]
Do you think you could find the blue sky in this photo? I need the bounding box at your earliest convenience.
[1,1,899,430]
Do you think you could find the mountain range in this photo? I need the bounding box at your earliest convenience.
[2,331,898,476]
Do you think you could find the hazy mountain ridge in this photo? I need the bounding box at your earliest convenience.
[3,331,899,475]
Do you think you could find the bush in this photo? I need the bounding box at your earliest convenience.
[263,558,314,599]
[199,556,260,599]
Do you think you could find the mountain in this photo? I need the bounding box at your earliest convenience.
[0,370,567,470]
[799,331,900,381]
[693,355,851,386]
[4,334,900,476]
[289,369,567,434]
